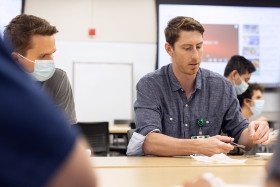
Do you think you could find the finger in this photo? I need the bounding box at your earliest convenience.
[220,142,234,152]
[248,122,257,137]
[261,138,271,145]
[204,141,233,156]
[249,121,268,140]
[252,122,269,142]
[253,128,268,141]
[214,135,234,143]
[226,144,235,151]
[253,130,269,144]
[255,132,270,145]
[219,147,233,155]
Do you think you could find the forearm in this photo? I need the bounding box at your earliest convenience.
[143,133,235,156]
[142,132,199,156]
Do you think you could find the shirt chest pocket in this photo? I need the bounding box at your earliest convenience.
[201,116,223,136]
[162,114,181,138]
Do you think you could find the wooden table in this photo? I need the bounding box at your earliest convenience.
[91,156,266,168]
[91,156,268,187]
[108,124,131,155]
[109,124,131,134]
[94,166,265,187]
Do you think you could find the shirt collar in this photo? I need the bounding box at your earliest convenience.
[168,64,202,92]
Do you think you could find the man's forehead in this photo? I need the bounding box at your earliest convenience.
[28,35,56,54]
[252,90,263,98]
[240,71,251,76]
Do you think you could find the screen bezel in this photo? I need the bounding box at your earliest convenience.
[22,0,25,13]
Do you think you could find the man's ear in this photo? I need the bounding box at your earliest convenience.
[229,70,239,81]
[11,52,19,62]
[165,42,174,57]
[11,52,24,66]
[243,98,251,107]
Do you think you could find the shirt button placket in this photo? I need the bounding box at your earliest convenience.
[184,102,189,137]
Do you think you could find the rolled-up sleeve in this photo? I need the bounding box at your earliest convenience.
[221,82,249,142]
[126,129,160,156]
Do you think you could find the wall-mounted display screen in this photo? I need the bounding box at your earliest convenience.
[0,0,24,37]
[156,0,280,88]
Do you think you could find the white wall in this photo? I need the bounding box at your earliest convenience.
[24,0,279,121]
[24,0,156,42]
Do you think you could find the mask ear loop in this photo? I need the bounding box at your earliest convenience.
[17,53,35,63]
[246,98,256,110]
[236,72,244,85]
[232,71,240,85]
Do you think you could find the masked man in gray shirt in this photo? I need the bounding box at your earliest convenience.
[127,16,270,156]
[4,14,76,125]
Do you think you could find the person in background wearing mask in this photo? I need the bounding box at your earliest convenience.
[238,83,271,155]
[4,14,77,125]
[237,83,266,121]
[224,55,256,95]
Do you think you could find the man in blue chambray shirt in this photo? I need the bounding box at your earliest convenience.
[127,16,270,156]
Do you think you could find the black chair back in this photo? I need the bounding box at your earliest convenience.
[130,122,136,129]
[77,122,109,156]
[114,119,132,124]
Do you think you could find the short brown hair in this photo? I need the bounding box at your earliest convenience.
[164,16,204,48]
[4,14,58,55]
[224,55,256,77]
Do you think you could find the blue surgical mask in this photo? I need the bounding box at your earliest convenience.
[234,75,249,95]
[17,54,55,81]
[250,99,265,117]
[30,60,55,81]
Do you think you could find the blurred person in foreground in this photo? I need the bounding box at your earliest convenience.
[266,133,280,187]
[127,16,270,157]
[4,14,77,125]
[0,38,96,186]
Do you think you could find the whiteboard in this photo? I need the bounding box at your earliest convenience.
[73,62,133,125]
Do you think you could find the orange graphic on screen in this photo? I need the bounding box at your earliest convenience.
[202,24,239,63]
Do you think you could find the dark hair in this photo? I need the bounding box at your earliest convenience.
[237,83,264,107]
[3,14,58,55]
[164,16,204,48]
[224,55,256,77]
